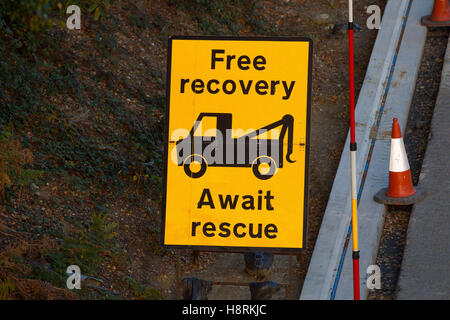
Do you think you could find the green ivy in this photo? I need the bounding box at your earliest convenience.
[0,13,164,193]
[0,0,61,33]
[0,0,115,34]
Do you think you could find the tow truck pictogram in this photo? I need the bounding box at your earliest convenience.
[174,113,296,180]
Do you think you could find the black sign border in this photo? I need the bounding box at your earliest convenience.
[161,35,312,254]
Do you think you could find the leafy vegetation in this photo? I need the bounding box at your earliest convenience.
[0,0,275,299]
[1,0,62,33]
[0,130,43,202]
[0,209,130,299]
[0,17,163,194]
[44,209,119,279]
[0,0,114,33]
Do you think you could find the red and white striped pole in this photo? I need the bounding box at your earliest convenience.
[348,0,360,300]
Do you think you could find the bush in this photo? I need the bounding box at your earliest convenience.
[0,0,61,33]
[0,130,43,201]
[0,0,114,33]
[39,208,120,289]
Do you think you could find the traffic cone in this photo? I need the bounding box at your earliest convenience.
[421,0,450,27]
[374,118,427,205]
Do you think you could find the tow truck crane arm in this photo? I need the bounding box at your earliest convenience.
[239,115,296,163]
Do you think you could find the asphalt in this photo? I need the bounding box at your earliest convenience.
[396,34,450,300]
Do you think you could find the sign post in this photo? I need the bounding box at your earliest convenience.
[162,36,312,253]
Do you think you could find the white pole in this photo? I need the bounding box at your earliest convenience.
[348,0,354,23]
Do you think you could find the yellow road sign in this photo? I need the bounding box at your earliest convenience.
[162,36,312,252]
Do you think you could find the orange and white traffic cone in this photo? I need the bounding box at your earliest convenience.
[422,0,450,27]
[374,118,427,205]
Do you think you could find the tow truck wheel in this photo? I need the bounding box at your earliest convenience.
[252,157,277,180]
[184,155,207,178]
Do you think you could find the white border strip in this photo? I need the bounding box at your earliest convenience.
[300,0,410,300]
[348,0,354,23]
[390,138,410,172]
